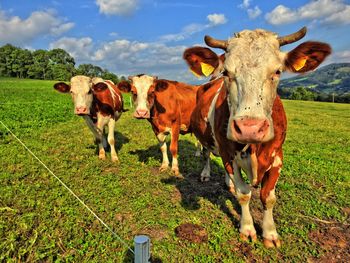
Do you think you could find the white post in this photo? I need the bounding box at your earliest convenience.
[134,235,150,263]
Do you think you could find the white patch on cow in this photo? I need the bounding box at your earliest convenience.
[272,155,282,168]
[234,149,258,185]
[96,112,111,160]
[207,82,223,156]
[131,75,155,113]
[232,161,256,237]
[262,189,278,240]
[224,29,285,142]
[272,150,276,157]
[70,75,93,113]
[157,132,170,170]
[200,149,211,181]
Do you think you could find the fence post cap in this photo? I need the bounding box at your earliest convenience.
[134,235,149,243]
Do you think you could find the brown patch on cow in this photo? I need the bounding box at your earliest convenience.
[175,223,208,243]
[308,225,350,263]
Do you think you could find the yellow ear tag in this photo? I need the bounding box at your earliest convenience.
[200,62,215,77]
[190,69,201,78]
[293,57,307,71]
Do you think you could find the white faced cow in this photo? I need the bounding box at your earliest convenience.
[183,27,331,247]
[54,75,125,162]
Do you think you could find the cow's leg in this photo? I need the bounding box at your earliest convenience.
[157,132,169,172]
[225,172,235,194]
[170,125,182,177]
[194,140,202,157]
[96,114,109,160]
[200,147,211,182]
[221,154,236,194]
[260,153,283,248]
[107,118,119,162]
[232,162,256,242]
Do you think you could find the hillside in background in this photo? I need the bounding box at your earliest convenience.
[279,63,350,103]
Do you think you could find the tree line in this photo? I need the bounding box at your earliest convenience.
[278,86,350,103]
[0,44,122,83]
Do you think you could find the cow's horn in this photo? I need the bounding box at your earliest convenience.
[204,35,228,50]
[278,26,307,46]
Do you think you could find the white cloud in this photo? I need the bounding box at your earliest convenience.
[207,13,227,26]
[95,0,139,16]
[49,37,94,60]
[0,9,74,45]
[328,50,350,63]
[247,6,262,19]
[266,0,350,25]
[239,0,251,9]
[159,13,227,42]
[323,5,350,25]
[238,0,261,19]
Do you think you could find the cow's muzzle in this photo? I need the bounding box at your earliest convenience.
[231,117,270,143]
[133,109,150,119]
[75,106,89,115]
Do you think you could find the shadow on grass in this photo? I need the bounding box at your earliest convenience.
[123,248,163,263]
[129,138,241,227]
[86,130,130,155]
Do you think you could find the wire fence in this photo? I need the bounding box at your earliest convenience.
[0,120,135,256]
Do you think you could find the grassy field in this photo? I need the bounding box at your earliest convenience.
[0,77,349,262]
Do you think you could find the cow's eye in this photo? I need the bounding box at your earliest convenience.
[275,70,281,76]
[88,89,92,94]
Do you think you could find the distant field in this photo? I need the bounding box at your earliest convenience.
[0,78,349,262]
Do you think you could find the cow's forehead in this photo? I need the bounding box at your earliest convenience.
[92,77,104,85]
[224,29,282,73]
[70,76,92,93]
[132,75,154,92]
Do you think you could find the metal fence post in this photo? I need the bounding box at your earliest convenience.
[134,235,151,263]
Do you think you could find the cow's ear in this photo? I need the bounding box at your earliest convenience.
[285,41,331,73]
[155,80,169,92]
[117,81,131,93]
[183,47,221,77]
[54,82,71,93]
[93,82,108,92]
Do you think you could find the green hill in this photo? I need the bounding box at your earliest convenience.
[279,63,350,102]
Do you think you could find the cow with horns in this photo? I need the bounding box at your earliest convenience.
[54,76,126,162]
[183,27,331,247]
[117,75,200,177]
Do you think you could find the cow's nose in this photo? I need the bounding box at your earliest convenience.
[232,117,270,143]
[75,106,88,115]
[134,109,150,119]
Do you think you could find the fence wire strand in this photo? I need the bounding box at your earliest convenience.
[0,120,134,255]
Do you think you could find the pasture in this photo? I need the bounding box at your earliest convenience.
[0,78,349,262]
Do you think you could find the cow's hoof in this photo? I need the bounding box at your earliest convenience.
[99,155,106,160]
[159,164,169,172]
[200,176,210,182]
[240,232,257,242]
[173,169,184,179]
[263,238,281,248]
[111,156,119,163]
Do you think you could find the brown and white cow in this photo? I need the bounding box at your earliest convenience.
[54,75,125,162]
[118,75,200,177]
[183,27,331,247]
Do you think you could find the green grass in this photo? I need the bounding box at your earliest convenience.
[0,78,349,262]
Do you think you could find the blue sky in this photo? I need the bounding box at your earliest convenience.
[1,0,349,82]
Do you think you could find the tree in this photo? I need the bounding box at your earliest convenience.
[28,50,50,79]
[289,87,316,101]
[0,44,18,77]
